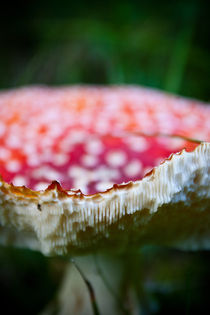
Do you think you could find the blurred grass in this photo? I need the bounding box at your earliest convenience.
[0,0,209,100]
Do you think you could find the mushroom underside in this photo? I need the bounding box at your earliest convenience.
[0,86,210,256]
[0,142,209,256]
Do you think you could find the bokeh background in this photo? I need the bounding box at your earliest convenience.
[0,0,210,100]
[0,0,210,314]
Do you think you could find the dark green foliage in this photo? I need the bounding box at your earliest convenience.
[0,247,59,314]
[0,0,209,100]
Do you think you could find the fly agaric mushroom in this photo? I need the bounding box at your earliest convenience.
[0,86,209,256]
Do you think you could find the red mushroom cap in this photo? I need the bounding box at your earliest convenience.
[0,86,209,255]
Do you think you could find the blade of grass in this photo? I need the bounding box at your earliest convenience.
[70,258,100,315]
[164,1,198,94]
[93,255,131,315]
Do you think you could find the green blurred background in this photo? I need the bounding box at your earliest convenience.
[0,0,210,314]
[0,0,209,100]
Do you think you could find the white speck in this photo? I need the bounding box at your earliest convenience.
[94,119,109,133]
[6,135,22,149]
[68,166,88,178]
[32,166,62,181]
[106,150,127,167]
[81,154,98,167]
[23,143,37,155]
[12,175,28,186]
[0,147,10,160]
[27,155,40,167]
[53,153,69,166]
[0,122,6,137]
[165,138,184,150]
[72,178,88,194]
[6,160,21,172]
[39,149,53,162]
[95,181,114,192]
[34,182,49,191]
[124,160,142,177]
[125,136,149,152]
[92,166,120,181]
[183,115,199,127]
[68,130,87,145]
[190,131,207,141]
[85,139,103,155]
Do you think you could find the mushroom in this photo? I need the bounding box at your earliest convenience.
[0,86,209,256]
[0,86,210,314]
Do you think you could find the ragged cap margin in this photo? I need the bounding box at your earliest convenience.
[0,142,210,256]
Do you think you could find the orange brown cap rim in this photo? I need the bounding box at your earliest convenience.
[0,142,209,256]
[0,86,210,256]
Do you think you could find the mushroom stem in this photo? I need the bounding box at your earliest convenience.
[93,255,130,314]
